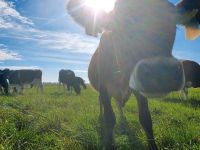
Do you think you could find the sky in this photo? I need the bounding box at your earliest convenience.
[0,0,200,83]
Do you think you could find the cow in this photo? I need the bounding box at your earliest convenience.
[181,60,200,98]
[58,69,81,95]
[75,76,87,89]
[8,69,43,93]
[67,0,200,149]
[0,69,10,95]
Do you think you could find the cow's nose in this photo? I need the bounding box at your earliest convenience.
[129,57,185,97]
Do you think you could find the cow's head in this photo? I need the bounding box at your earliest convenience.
[73,83,81,95]
[129,57,185,97]
[67,0,199,97]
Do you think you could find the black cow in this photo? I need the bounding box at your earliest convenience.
[0,69,10,95]
[75,76,86,89]
[8,69,43,93]
[181,60,200,97]
[59,69,81,95]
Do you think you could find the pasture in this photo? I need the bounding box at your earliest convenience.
[0,84,200,150]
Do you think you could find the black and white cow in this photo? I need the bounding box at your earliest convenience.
[181,60,200,97]
[0,69,10,95]
[8,69,43,93]
[58,69,81,95]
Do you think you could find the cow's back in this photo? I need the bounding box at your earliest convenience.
[8,70,20,84]
[9,70,42,85]
[19,70,42,84]
[59,69,75,84]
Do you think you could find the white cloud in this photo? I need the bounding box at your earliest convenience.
[0,0,97,82]
[0,0,33,28]
[0,0,99,64]
[0,44,21,61]
[0,27,98,54]
[35,30,98,54]
[0,0,98,54]
[1,20,98,55]
[0,17,15,28]
[0,0,98,53]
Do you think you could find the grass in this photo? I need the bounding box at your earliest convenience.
[0,84,200,150]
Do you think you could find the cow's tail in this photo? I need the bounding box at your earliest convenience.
[176,0,200,40]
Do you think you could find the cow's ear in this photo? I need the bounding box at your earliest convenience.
[184,26,200,40]
[176,0,200,40]
[67,0,109,37]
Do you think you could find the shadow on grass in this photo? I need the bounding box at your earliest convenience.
[119,118,146,150]
[50,91,77,97]
[163,97,200,108]
[0,93,19,97]
[98,115,146,150]
[0,99,31,114]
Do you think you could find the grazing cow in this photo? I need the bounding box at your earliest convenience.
[0,69,10,95]
[181,60,200,97]
[8,69,43,93]
[75,76,86,89]
[67,0,200,149]
[59,69,81,95]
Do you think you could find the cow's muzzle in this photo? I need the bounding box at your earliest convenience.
[129,57,185,97]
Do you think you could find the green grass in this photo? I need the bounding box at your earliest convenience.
[0,84,200,150]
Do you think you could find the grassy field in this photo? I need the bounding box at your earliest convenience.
[0,84,200,150]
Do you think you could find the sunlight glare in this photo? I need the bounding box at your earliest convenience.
[85,0,116,13]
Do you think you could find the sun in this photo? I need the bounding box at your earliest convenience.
[85,0,116,13]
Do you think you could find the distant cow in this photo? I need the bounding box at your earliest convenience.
[181,60,200,97]
[0,69,10,95]
[75,76,86,89]
[59,69,80,95]
[8,69,43,93]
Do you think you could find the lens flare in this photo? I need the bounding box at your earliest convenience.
[85,0,116,13]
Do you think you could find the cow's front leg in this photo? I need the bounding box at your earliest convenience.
[180,87,188,100]
[133,90,158,150]
[99,87,116,150]
[184,86,189,98]
[98,95,103,121]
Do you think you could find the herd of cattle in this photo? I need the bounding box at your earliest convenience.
[0,60,199,96]
[0,0,199,149]
[0,69,86,95]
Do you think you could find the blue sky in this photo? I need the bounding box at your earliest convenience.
[0,0,199,82]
